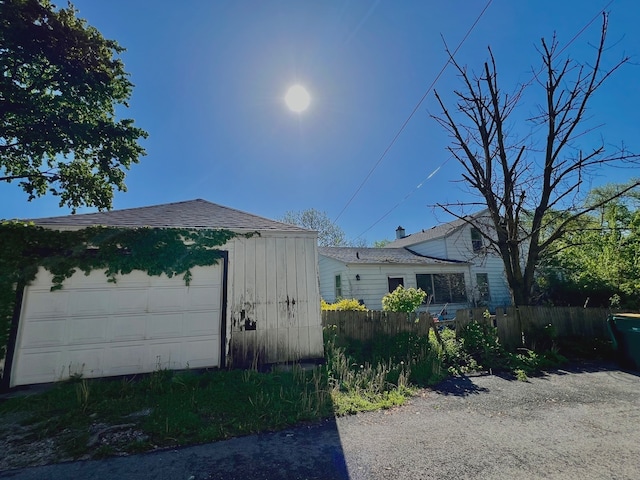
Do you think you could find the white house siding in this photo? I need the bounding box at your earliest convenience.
[318,256,345,302]
[471,256,512,309]
[406,238,448,259]
[440,223,512,309]
[317,258,471,314]
[226,233,323,366]
[11,265,224,387]
[395,217,513,310]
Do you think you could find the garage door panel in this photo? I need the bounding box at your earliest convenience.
[184,338,220,368]
[68,289,111,316]
[147,341,183,371]
[107,344,145,374]
[187,266,223,286]
[147,287,185,312]
[22,289,69,318]
[147,273,187,288]
[184,312,219,336]
[68,317,108,344]
[111,270,154,286]
[21,319,66,348]
[66,347,104,377]
[111,288,149,314]
[13,351,62,385]
[110,315,146,341]
[186,286,221,310]
[64,269,106,287]
[146,313,184,339]
[12,262,224,387]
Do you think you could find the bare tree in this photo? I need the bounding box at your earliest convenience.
[280,208,368,247]
[433,14,640,306]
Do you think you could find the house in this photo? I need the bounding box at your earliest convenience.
[318,247,470,315]
[385,210,512,310]
[318,210,512,315]
[4,199,323,388]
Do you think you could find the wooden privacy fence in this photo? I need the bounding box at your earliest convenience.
[321,310,448,342]
[456,306,612,349]
[322,307,614,349]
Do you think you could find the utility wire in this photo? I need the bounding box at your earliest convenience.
[332,0,493,224]
[351,0,616,242]
[354,156,453,240]
[557,0,614,57]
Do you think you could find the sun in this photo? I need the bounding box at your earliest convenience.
[284,84,311,113]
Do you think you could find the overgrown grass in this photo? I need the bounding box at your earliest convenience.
[0,321,575,464]
[0,365,337,460]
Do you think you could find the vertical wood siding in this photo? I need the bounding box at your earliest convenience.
[227,234,323,367]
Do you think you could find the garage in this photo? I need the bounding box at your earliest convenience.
[2,199,324,389]
[11,264,224,387]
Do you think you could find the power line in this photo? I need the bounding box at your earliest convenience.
[332,0,493,224]
[354,156,453,240]
[557,0,614,57]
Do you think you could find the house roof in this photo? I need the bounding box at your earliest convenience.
[27,199,312,233]
[385,210,488,248]
[318,247,467,265]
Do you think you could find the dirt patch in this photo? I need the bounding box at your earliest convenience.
[0,412,62,470]
[0,410,153,470]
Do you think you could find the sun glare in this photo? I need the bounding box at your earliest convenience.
[285,84,311,113]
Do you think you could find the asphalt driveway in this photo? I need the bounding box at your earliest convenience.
[1,362,639,480]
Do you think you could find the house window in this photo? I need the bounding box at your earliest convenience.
[416,274,433,304]
[388,277,404,292]
[471,227,483,252]
[335,275,342,299]
[416,273,467,303]
[476,273,490,304]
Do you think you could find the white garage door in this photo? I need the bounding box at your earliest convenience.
[11,264,224,387]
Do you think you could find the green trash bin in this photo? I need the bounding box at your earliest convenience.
[607,314,640,370]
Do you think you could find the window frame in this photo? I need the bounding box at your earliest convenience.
[415,273,467,303]
[335,274,342,299]
[470,227,483,252]
[476,272,490,303]
[387,276,404,293]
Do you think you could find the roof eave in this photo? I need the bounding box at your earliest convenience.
[31,223,316,237]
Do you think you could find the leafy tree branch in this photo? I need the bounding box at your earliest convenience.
[0,0,148,211]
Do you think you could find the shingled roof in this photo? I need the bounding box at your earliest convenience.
[28,199,312,233]
[318,247,466,265]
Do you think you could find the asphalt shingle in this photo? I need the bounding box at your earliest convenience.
[27,199,312,232]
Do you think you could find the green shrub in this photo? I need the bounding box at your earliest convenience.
[459,321,567,376]
[382,286,426,313]
[432,327,479,374]
[321,298,367,311]
[459,321,510,371]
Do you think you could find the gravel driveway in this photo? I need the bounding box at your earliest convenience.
[1,362,638,480]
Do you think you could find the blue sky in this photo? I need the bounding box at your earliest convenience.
[2,0,639,244]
